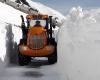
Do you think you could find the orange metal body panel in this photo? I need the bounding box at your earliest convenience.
[27,27,47,49]
[19,15,54,57]
[19,45,55,57]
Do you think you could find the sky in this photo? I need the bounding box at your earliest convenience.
[32,0,100,15]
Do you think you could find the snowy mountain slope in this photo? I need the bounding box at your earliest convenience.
[57,6,100,80]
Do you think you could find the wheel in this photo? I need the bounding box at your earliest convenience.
[18,52,31,66]
[48,47,57,64]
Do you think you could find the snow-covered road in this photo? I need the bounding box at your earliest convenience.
[0,59,66,80]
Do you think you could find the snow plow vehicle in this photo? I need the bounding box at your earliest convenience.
[18,14,57,65]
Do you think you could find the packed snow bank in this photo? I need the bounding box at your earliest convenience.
[0,2,24,62]
[0,23,7,61]
[0,2,26,25]
[58,6,100,80]
[0,22,22,63]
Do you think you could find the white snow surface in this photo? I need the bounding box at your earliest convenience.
[58,6,100,80]
[0,23,7,61]
[0,2,26,25]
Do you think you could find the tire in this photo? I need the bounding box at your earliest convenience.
[48,47,57,64]
[18,52,31,66]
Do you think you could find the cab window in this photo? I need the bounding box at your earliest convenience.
[30,20,46,27]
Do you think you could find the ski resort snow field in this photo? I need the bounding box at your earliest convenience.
[58,7,100,80]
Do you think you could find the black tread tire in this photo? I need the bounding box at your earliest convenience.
[48,47,57,64]
[18,52,31,66]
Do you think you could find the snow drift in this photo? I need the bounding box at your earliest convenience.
[58,6,100,80]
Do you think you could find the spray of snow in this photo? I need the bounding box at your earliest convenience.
[57,6,100,80]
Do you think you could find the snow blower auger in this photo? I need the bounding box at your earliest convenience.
[18,14,57,66]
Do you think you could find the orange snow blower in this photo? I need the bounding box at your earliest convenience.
[18,14,57,65]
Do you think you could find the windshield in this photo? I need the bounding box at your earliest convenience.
[30,20,46,27]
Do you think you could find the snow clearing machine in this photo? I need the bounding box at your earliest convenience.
[18,14,57,65]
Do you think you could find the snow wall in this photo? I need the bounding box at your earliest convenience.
[0,22,22,65]
[0,1,25,64]
[58,6,100,80]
